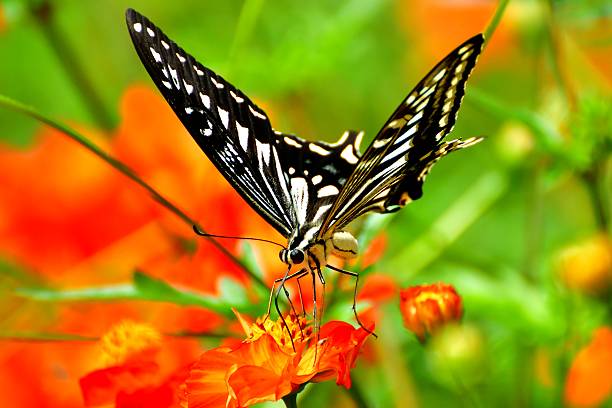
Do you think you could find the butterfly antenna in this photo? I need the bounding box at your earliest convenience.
[193,225,286,249]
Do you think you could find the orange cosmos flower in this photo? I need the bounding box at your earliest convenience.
[564,327,612,407]
[399,282,463,341]
[80,320,200,408]
[185,311,373,407]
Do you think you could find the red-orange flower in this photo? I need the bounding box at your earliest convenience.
[564,327,612,407]
[80,320,199,408]
[185,311,372,407]
[399,283,463,341]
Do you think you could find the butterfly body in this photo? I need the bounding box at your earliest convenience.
[126,8,485,324]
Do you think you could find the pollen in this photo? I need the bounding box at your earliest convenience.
[98,320,162,366]
[247,314,312,350]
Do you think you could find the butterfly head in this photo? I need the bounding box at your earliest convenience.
[279,248,305,265]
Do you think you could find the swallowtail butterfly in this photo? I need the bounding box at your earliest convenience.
[126,9,484,331]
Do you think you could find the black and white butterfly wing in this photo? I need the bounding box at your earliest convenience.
[273,130,363,231]
[126,9,296,237]
[318,34,485,234]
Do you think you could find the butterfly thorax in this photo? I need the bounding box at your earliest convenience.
[279,230,358,271]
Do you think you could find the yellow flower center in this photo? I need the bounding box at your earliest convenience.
[246,314,312,351]
[99,320,162,366]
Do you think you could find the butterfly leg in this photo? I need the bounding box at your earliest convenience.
[266,267,308,319]
[327,264,377,338]
[296,272,309,316]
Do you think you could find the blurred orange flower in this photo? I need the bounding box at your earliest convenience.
[185,311,373,407]
[564,327,612,407]
[0,85,278,406]
[399,282,463,341]
[397,0,519,65]
[80,320,199,408]
[557,234,612,296]
[0,5,6,33]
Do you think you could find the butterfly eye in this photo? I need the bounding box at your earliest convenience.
[290,249,305,264]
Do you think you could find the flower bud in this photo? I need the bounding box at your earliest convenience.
[399,283,463,341]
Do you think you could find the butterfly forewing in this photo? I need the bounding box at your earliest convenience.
[318,34,485,234]
[126,9,295,236]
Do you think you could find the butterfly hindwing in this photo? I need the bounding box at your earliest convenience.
[126,9,295,236]
[273,130,363,229]
[318,34,485,233]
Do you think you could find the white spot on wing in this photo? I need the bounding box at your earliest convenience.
[283,137,302,148]
[236,122,249,151]
[185,107,193,114]
[169,66,179,88]
[149,47,162,63]
[161,40,170,50]
[210,77,224,89]
[200,92,210,109]
[176,53,186,63]
[230,90,244,103]
[133,23,142,32]
[290,177,308,225]
[217,107,229,128]
[147,27,155,37]
[194,66,204,75]
[162,80,172,89]
[340,145,359,164]
[183,80,193,94]
[312,175,322,185]
[317,185,339,198]
[433,69,446,82]
[255,140,270,165]
[309,144,331,156]
[249,105,267,120]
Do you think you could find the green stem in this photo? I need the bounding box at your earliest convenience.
[282,393,298,408]
[581,166,610,233]
[0,94,268,291]
[29,0,114,129]
[483,0,511,44]
[227,0,266,66]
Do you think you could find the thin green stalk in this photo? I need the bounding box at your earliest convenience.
[0,94,268,291]
[483,0,511,44]
[387,172,508,284]
[29,0,114,129]
[581,167,610,232]
[227,0,266,65]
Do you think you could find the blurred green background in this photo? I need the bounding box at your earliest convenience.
[0,0,610,407]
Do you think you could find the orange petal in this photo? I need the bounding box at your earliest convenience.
[565,327,612,407]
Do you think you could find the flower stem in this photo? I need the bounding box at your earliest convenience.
[483,0,511,45]
[0,94,268,291]
[228,0,265,65]
[29,0,114,129]
[282,393,298,408]
[581,166,610,232]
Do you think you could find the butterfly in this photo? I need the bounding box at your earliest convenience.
[126,8,484,332]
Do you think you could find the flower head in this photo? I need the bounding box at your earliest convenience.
[185,311,372,407]
[564,327,612,407]
[399,283,463,341]
[80,320,198,408]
